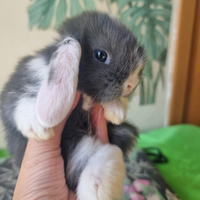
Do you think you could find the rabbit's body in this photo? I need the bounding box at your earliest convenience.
[0,12,145,200]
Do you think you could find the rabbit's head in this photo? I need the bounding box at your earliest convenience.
[58,12,146,103]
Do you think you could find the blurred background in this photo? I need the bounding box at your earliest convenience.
[0,1,200,199]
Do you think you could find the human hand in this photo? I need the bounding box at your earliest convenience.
[13,92,80,200]
[13,92,109,200]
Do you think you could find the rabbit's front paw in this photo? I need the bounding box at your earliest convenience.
[103,97,128,125]
[77,144,125,200]
[22,123,54,140]
[14,97,54,140]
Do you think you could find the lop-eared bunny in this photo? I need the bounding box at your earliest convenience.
[0,12,146,200]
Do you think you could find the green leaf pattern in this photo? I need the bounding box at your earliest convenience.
[70,0,82,16]
[55,0,67,28]
[38,0,56,29]
[83,0,96,10]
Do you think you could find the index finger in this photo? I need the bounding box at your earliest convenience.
[91,104,109,144]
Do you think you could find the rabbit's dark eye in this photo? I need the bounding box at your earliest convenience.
[93,50,107,63]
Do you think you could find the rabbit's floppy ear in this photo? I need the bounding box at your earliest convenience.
[36,38,81,128]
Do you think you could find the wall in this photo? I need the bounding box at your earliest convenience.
[0,0,175,148]
[127,76,167,132]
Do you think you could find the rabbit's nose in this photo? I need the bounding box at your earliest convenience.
[127,84,132,89]
[123,83,135,97]
[122,73,139,97]
[125,83,134,93]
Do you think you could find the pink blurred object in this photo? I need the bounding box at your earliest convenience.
[133,179,149,192]
[130,192,145,200]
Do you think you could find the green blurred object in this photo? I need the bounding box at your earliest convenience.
[28,0,171,105]
[138,125,200,200]
[0,149,8,159]
[0,149,9,164]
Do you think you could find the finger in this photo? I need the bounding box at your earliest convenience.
[68,190,77,200]
[91,104,109,144]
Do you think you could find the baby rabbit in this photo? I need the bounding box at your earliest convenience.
[0,12,146,200]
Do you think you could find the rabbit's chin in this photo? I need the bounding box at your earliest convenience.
[82,93,128,125]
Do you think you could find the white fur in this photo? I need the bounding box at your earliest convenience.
[36,37,81,127]
[14,97,54,140]
[103,97,127,125]
[67,137,102,183]
[23,57,49,96]
[76,138,125,200]
[28,57,49,81]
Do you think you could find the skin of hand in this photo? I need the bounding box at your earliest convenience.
[13,92,108,200]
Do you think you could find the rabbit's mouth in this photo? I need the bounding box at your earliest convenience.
[122,88,136,98]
